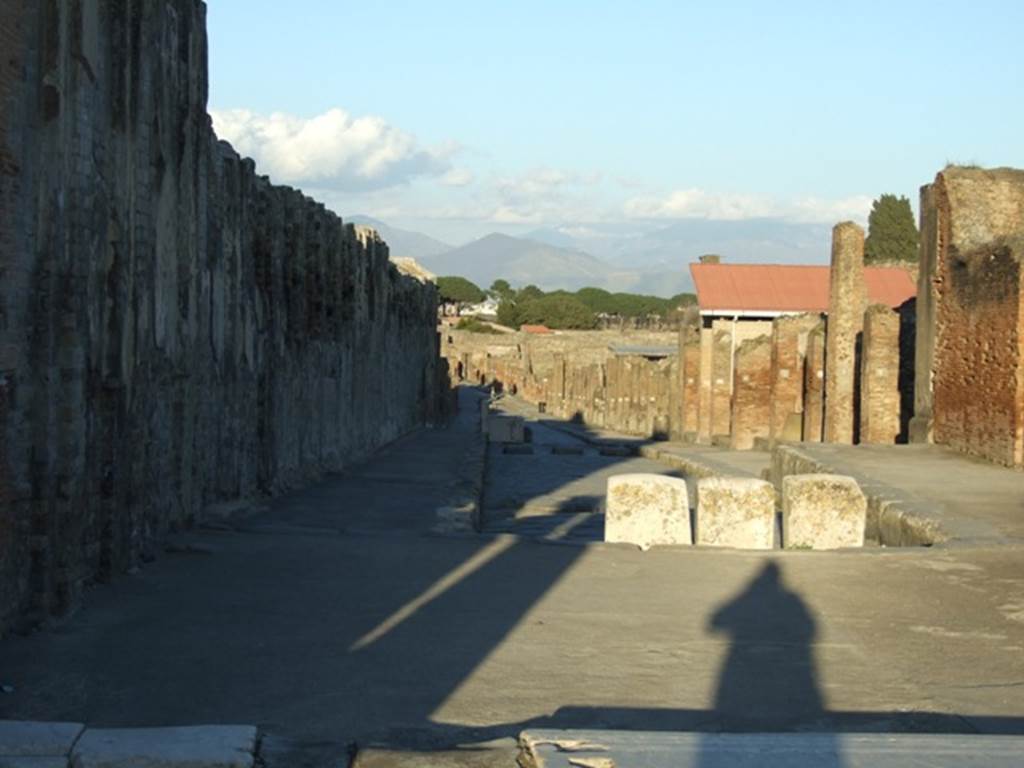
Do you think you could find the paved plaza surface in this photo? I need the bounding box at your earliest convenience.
[3,389,1024,766]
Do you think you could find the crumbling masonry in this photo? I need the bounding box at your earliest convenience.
[0,1,445,633]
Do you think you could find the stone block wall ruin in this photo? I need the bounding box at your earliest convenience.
[444,166,1024,474]
[924,167,1024,467]
[0,1,444,633]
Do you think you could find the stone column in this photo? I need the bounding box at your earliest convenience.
[860,304,901,444]
[802,323,826,442]
[730,336,772,450]
[910,183,938,443]
[769,313,820,443]
[824,221,866,444]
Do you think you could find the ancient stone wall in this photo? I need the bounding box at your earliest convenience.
[0,1,443,633]
[929,167,1024,467]
[910,183,939,443]
[802,323,826,442]
[443,328,678,438]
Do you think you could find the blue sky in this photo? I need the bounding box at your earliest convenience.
[207,1,1023,245]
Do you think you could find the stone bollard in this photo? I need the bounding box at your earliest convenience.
[696,477,776,549]
[782,474,866,549]
[605,474,692,549]
[486,415,525,443]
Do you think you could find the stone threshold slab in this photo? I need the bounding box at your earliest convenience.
[520,729,1024,768]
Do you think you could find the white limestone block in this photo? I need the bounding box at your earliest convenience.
[605,474,691,549]
[696,477,775,549]
[782,474,866,549]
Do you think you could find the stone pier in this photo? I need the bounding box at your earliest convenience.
[802,323,826,442]
[769,314,819,443]
[860,304,901,444]
[910,183,939,443]
[824,222,866,444]
[730,337,772,450]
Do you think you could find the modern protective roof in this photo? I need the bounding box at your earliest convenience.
[609,345,677,359]
[689,263,916,315]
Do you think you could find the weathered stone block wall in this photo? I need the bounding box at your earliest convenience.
[930,167,1024,467]
[910,183,939,443]
[860,305,901,444]
[678,328,700,438]
[0,1,442,632]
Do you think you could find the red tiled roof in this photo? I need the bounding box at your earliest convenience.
[689,263,916,314]
[520,324,554,334]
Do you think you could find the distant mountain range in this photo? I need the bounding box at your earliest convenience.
[347,214,835,298]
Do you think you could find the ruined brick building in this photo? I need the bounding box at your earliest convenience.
[446,167,1024,471]
[0,1,446,634]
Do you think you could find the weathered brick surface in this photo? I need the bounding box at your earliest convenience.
[802,323,826,442]
[930,167,1024,467]
[730,337,772,450]
[768,313,819,442]
[710,326,733,440]
[824,222,866,444]
[0,1,443,632]
[859,304,901,444]
[679,328,701,438]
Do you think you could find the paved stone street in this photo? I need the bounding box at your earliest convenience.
[2,389,1024,766]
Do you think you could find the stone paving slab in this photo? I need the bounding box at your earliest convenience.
[0,721,84,758]
[70,726,257,768]
[521,729,1024,768]
[0,758,69,768]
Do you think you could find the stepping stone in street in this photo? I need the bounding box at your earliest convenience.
[605,473,691,549]
[782,474,866,549]
[696,477,776,550]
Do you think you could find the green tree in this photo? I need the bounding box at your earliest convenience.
[864,194,919,264]
[517,294,597,330]
[518,284,545,302]
[489,279,514,302]
[496,299,522,328]
[436,275,486,304]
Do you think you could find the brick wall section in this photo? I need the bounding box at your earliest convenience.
[860,304,901,444]
[930,167,1024,467]
[768,313,819,442]
[824,222,867,443]
[910,183,939,442]
[730,337,772,450]
[802,323,826,441]
[0,1,444,634]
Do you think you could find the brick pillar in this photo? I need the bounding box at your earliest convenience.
[710,325,733,441]
[680,329,701,440]
[731,337,772,450]
[802,323,826,442]
[910,183,938,443]
[824,222,866,443]
[860,304,901,444]
[769,313,820,443]
[697,324,713,444]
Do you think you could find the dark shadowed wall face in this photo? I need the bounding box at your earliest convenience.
[0,0,442,633]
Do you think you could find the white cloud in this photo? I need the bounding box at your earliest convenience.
[210,107,453,192]
[624,188,873,224]
[440,167,475,187]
